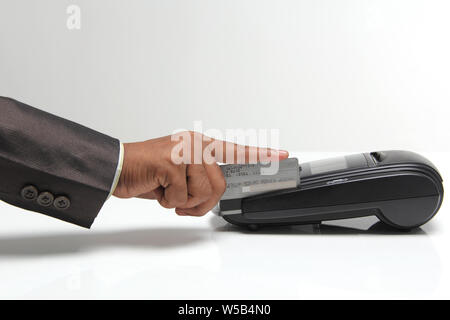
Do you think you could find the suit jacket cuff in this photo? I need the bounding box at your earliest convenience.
[108,142,124,198]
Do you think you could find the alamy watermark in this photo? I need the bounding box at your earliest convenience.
[170,121,283,175]
[67,5,81,30]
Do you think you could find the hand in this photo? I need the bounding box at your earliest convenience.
[113,131,289,216]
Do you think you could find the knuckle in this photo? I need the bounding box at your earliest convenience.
[174,197,188,207]
[167,167,186,182]
[191,210,208,217]
[183,206,205,217]
[159,200,174,209]
[199,208,211,216]
[204,187,214,198]
[188,164,203,175]
[199,178,213,195]
[217,178,227,195]
[186,130,202,141]
[196,194,210,204]
[178,163,187,172]
[200,188,213,201]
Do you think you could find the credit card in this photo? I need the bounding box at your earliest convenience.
[219,158,300,200]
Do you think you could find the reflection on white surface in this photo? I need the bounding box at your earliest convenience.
[0,152,448,299]
[211,216,441,299]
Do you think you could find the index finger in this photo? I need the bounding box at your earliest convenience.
[202,138,289,164]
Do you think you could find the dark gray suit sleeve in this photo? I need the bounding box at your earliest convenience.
[0,97,120,228]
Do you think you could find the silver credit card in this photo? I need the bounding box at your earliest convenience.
[220,158,300,200]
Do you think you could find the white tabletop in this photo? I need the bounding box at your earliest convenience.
[0,152,448,299]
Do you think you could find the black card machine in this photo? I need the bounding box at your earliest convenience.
[216,151,444,230]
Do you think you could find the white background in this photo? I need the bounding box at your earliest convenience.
[1,0,449,151]
[0,1,449,300]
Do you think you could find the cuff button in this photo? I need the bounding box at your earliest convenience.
[37,192,54,207]
[54,196,70,210]
[21,185,38,201]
